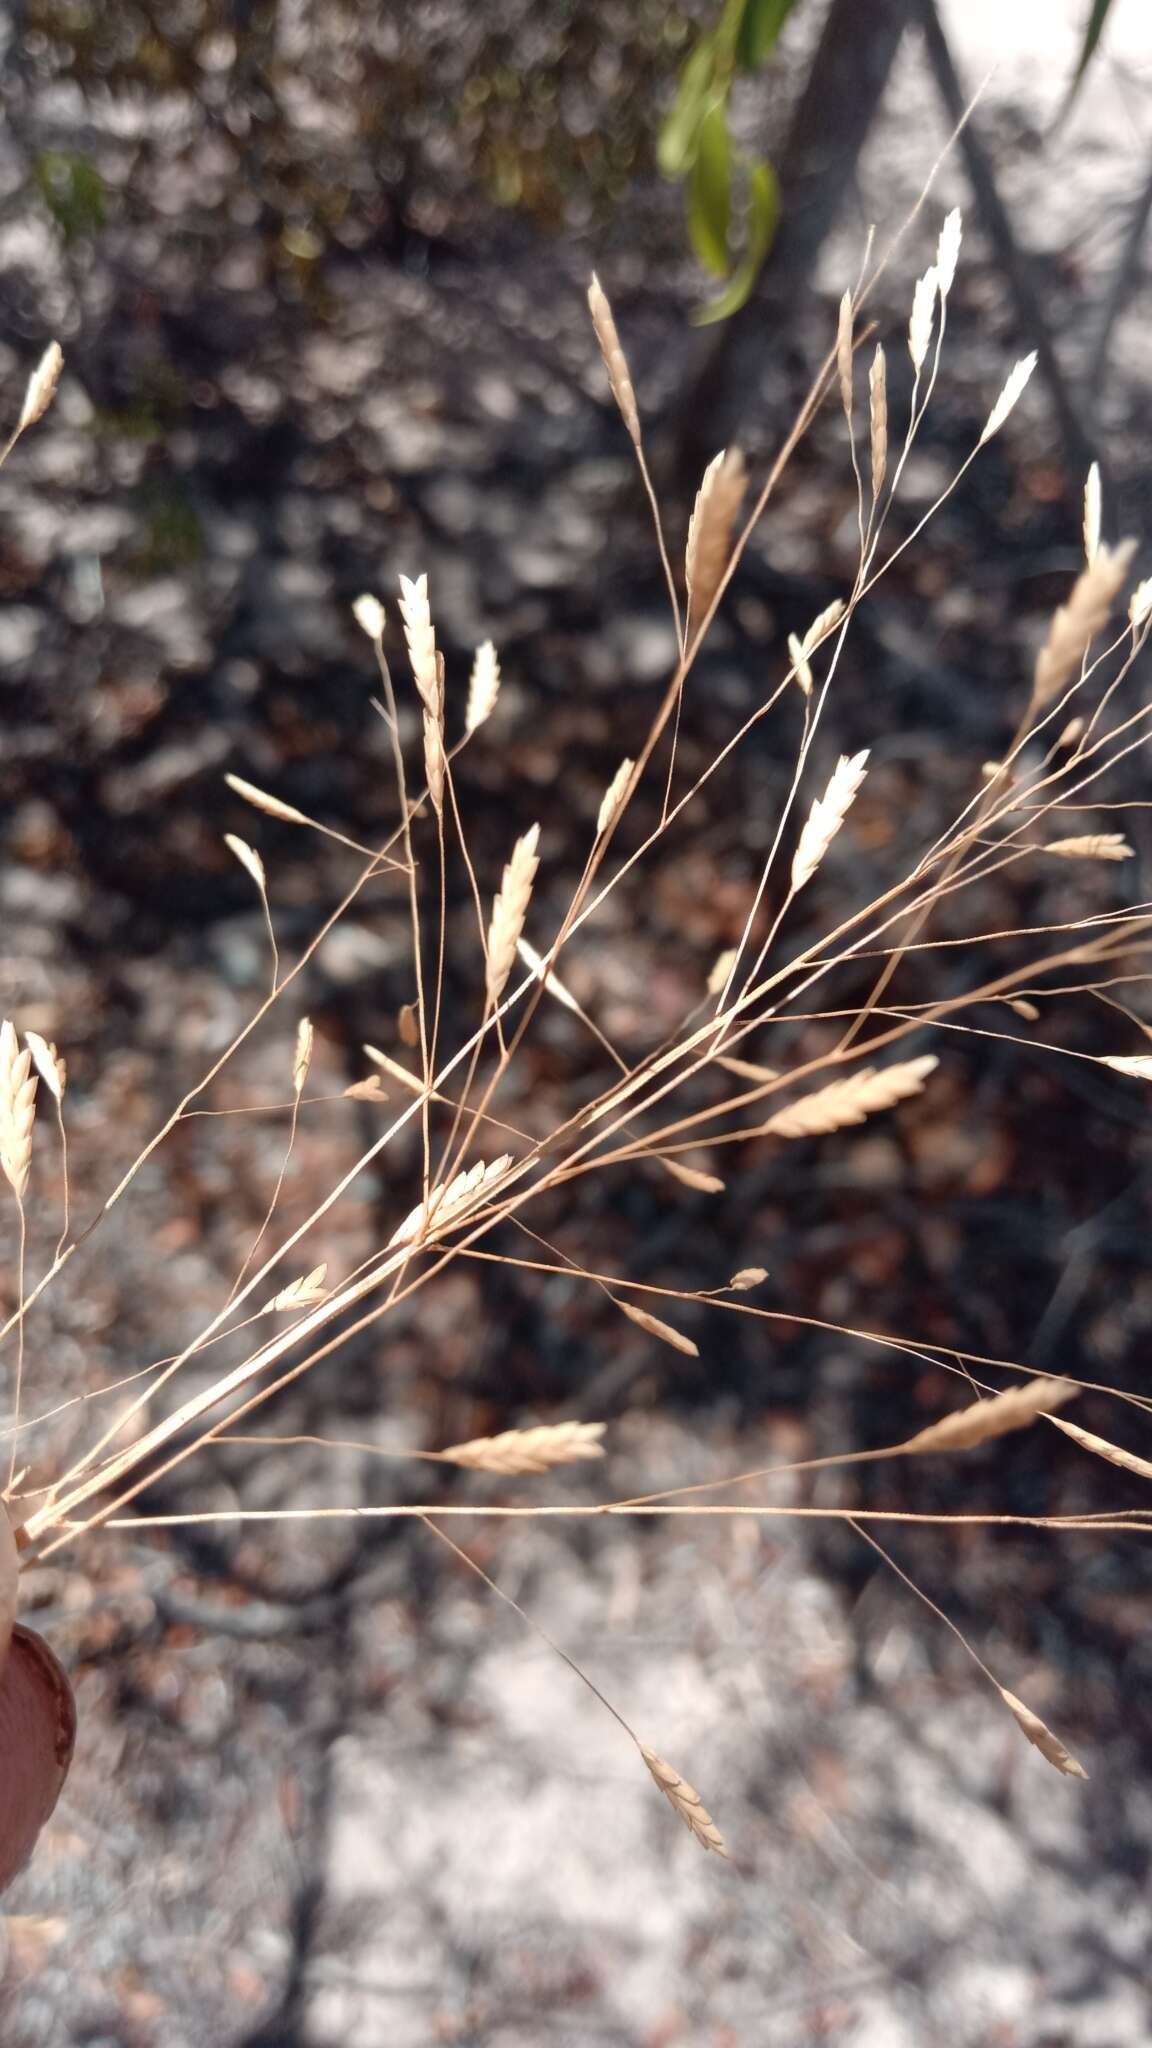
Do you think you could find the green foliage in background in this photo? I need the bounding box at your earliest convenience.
[658,0,800,323]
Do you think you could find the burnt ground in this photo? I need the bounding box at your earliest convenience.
[2,10,1152,2044]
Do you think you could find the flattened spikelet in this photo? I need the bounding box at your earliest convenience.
[1130,577,1152,628]
[935,207,962,295]
[908,265,938,372]
[869,345,888,500]
[791,598,846,693]
[343,1075,389,1102]
[762,1055,937,1139]
[641,1747,728,1856]
[264,1263,329,1314]
[18,341,64,433]
[1049,1413,1152,1482]
[1043,833,1133,861]
[24,1031,65,1104]
[224,833,266,890]
[0,1019,37,1200]
[615,1299,699,1357]
[293,1017,314,1096]
[904,1375,1077,1454]
[708,947,739,997]
[352,593,386,641]
[685,447,747,640]
[729,1266,767,1291]
[517,938,581,1016]
[979,352,1037,444]
[716,1054,779,1083]
[587,273,640,444]
[466,641,501,733]
[790,750,869,893]
[1031,539,1138,710]
[997,1687,1088,1780]
[439,1420,606,1475]
[486,824,541,1007]
[397,573,442,719]
[597,758,634,838]
[658,1157,725,1195]
[390,1154,514,1248]
[1100,1054,1152,1080]
[225,773,313,830]
[1083,463,1101,566]
[836,290,853,425]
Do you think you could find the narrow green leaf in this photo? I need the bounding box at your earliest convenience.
[736,0,801,71]
[658,39,717,178]
[693,159,779,325]
[687,100,732,276]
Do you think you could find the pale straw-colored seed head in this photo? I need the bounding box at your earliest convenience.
[1083,463,1101,567]
[979,352,1037,444]
[836,290,854,426]
[352,593,386,642]
[516,937,581,1017]
[397,573,442,719]
[390,1154,514,1249]
[0,1019,37,1201]
[343,1075,388,1102]
[439,1420,606,1475]
[641,1747,728,1856]
[615,1298,699,1357]
[935,207,963,295]
[1006,998,1040,1022]
[397,1002,419,1049]
[1130,577,1152,629]
[788,632,812,696]
[707,946,739,998]
[24,1031,65,1105]
[908,264,938,372]
[224,773,313,830]
[685,447,747,641]
[1056,714,1085,748]
[1100,1053,1152,1081]
[716,1054,778,1082]
[729,1266,768,1291]
[868,345,888,501]
[1043,833,1133,861]
[422,709,446,813]
[597,758,634,838]
[224,833,266,890]
[762,1054,937,1140]
[486,823,541,1008]
[790,749,869,894]
[587,272,640,445]
[293,1017,314,1096]
[997,1687,1088,1779]
[17,342,64,434]
[658,1156,725,1195]
[264,1263,329,1314]
[466,640,501,733]
[1031,537,1138,710]
[903,1375,1077,1454]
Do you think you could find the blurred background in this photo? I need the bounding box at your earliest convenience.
[2,1,1152,2042]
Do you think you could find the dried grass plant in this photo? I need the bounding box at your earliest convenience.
[3,222,1152,1873]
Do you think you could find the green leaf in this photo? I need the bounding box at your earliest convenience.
[693,159,779,325]
[687,101,732,276]
[658,39,717,178]
[736,0,801,71]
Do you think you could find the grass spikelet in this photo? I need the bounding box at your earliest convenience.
[658,1157,725,1195]
[439,1420,606,1474]
[615,1299,699,1357]
[486,824,541,1007]
[17,341,64,434]
[791,598,847,694]
[836,289,853,424]
[1083,463,1101,566]
[1130,577,1152,629]
[597,758,634,838]
[1031,538,1139,711]
[1100,1054,1152,1080]
[790,749,869,893]
[905,1375,1077,1454]
[1048,1414,1152,1483]
[516,938,582,1017]
[715,1054,779,1082]
[869,344,888,500]
[1043,833,1133,861]
[762,1055,938,1139]
[224,833,266,890]
[997,1687,1088,1780]
[587,273,640,445]
[1006,998,1040,1022]
[364,1045,426,1094]
[264,1264,329,1314]
[466,640,501,734]
[24,1032,65,1105]
[352,593,386,642]
[729,1267,767,1291]
[640,1747,728,1857]
[397,1003,419,1048]
[390,1154,514,1249]
[979,352,1037,444]
[0,1019,37,1201]
[707,947,739,997]
[225,773,314,830]
[293,1018,314,1097]
[908,265,938,372]
[343,1076,388,1103]
[397,573,442,720]
[685,447,747,641]
[935,207,962,295]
